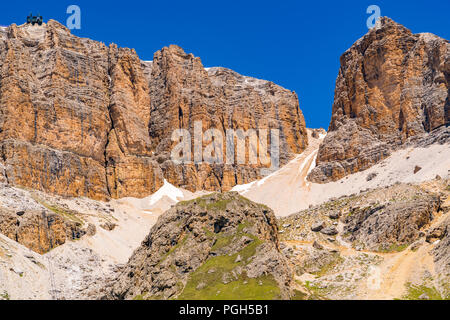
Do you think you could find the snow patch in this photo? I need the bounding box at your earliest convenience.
[228,131,450,217]
[298,151,316,174]
[148,179,184,206]
[231,181,257,194]
[306,153,318,177]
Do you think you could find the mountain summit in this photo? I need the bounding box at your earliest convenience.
[309,17,449,183]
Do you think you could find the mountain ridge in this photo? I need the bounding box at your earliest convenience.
[0,17,449,301]
[0,20,308,201]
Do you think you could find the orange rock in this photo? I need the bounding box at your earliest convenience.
[149,45,308,192]
[309,18,449,183]
[0,21,308,199]
[0,207,84,254]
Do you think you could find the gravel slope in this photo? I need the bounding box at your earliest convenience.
[233,129,450,216]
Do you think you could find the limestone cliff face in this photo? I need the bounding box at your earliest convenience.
[309,17,449,183]
[0,20,307,199]
[0,21,111,199]
[149,46,308,192]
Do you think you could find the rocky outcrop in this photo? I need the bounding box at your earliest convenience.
[0,183,101,254]
[278,180,450,300]
[309,17,449,183]
[0,20,152,200]
[104,192,293,300]
[342,194,440,251]
[0,207,85,254]
[0,21,307,200]
[431,216,450,289]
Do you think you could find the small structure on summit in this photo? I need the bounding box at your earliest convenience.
[26,13,43,26]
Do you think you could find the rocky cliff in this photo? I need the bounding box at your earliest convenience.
[0,20,308,200]
[309,17,449,183]
[0,207,87,254]
[0,185,96,254]
[104,192,294,300]
[151,50,308,192]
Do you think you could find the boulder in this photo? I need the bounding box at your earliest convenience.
[311,221,325,232]
[320,227,339,236]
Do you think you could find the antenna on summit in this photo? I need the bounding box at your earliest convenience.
[26,12,43,26]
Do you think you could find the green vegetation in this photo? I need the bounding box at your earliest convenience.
[205,199,233,211]
[0,291,10,300]
[179,194,231,210]
[179,274,280,300]
[46,204,84,225]
[303,281,328,300]
[439,282,450,300]
[157,235,189,266]
[179,193,268,212]
[291,289,307,300]
[378,243,409,253]
[178,222,281,300]
[303,280,356,300]
[311,253,344,277]
[210,222,249,252]
[400,283,447,300]
[32,196,84,225]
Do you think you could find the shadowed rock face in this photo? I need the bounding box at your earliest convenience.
[309,17,450,183]
[0,21,308,200]
[105,192,293,300]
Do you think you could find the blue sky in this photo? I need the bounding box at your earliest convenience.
[1,1,449,129]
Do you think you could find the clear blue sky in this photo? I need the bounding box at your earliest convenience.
[1,0,449,129]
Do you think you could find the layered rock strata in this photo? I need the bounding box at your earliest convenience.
[0,21,308,200]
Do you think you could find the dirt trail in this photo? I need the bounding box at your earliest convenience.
[359,244,435,300]
[283,201,449,300]
[358,204,449,300]
[285,237,436,300]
